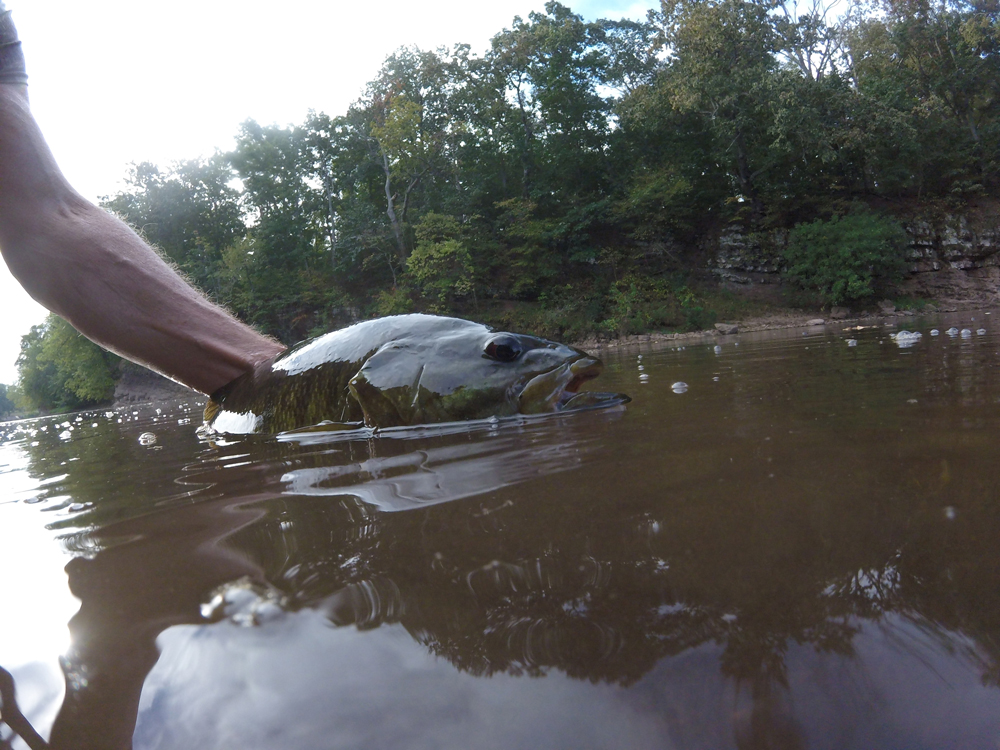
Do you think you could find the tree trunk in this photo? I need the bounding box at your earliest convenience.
[381,149,407,260]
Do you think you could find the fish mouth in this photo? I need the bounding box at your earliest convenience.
[517,357,629,414]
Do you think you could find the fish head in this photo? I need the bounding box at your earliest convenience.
[348,325,629,427]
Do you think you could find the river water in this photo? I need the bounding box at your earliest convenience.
[2,312,1000,750]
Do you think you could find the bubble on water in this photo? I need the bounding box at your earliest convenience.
[907,398,918,404]
[155,408,162,415]
[847,339,858,347]
[104,411,115,419]
[891,330,922,348]
[944,506,957,520]
[58,430,72,440]
[638,364,645,371]
[714,345,722,354]
[930,329,940,336]
[177,417,192,426]
[201,578,286,626]
[637,354,643,360]
[91,423,98,428]
[639,374,650,383]
[977,328,987,335]
[713,376,720,381]
[138,432,157,446]
[947,327,959,336]
[961,328,972,338]
[671,382,688,394]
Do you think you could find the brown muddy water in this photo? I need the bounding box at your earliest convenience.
[2,312,1000,750]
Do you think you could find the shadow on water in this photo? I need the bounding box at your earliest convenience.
[3,315,1000,749]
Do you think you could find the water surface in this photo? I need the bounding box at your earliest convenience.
[2,313,1000,749]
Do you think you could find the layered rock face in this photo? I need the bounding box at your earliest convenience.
[707,206,1000,305]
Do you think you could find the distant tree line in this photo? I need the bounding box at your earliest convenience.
[9,0,1000,414]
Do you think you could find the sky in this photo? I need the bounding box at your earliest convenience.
[0,0,651,385]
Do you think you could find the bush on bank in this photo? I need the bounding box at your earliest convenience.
[782,212,908,306]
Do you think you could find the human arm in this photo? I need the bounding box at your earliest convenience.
[0,9,285,394]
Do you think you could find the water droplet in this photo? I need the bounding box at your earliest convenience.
[671,382,688,394]
[138,432,157,446]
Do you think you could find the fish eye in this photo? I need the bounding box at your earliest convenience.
[485,335,522,362]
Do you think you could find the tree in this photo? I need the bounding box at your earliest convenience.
[404,213,475,308]
[0,384,16,420]
[364,48,454,261]
[101,156,243,295]
[15,315,120,414]
[652,0,780,217]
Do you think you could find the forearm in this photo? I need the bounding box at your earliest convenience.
[0,85,285,394]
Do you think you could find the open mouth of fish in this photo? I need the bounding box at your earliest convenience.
[517,357,630,414]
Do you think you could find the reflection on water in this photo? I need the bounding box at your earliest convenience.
[3,313,1000,748]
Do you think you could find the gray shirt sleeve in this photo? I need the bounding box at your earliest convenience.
[0,3,28,85]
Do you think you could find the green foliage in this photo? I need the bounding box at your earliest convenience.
[600,274,685,336]
[15,315,120,414]
[494,199,561,299]
[782,212,908,305]
[374,287,417,316]
[0,384,16,420]
[404,213,476,307]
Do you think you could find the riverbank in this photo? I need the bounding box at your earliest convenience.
[572,297,997,351]
[109,298,997,406]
